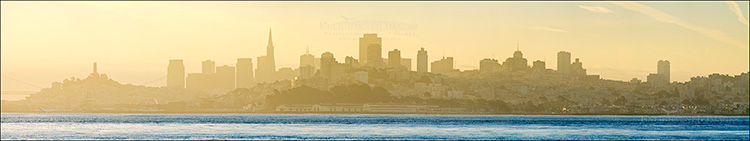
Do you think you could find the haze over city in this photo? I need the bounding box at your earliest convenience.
[1,1,748,93]
[2,2,750,140]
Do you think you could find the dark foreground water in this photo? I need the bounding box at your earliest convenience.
[1,113,748,140]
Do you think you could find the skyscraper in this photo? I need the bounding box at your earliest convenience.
[366,44,384,68]
[532,60,546,72]
[571,58,587,76]
[299,47,318,80]
[557,51,571,74]
[417,47,428,73]
[266,29,275,67]
[236,58,254,88]
[480,58,499,72]
[186,73,204,90]
[401,58,412,71]
[359,33,382,65]
[388,49,402,69]
[300,47,317,69]
[256,29,277,83]
[431,56,454,74]
[658,60,670,82]
[344,56,360,68]
[202,60,215,74]
[502,46,529,72]
[276,67,297,81]
[320,52,343,83]
[648,60,671,86]
[216,65,236,90]
[167,59,185,88]
[298,65,316,80]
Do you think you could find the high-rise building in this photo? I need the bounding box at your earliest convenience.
[299,48,318,80]
[216,65,236,90]
[202,60,215,74]
[276,67,297,81]
[320,52,343,83]
[658,60,670,82]
[186,73,205,90]
[167,59,185,88]
[298,65,316,80]
[480,58,499,72]
[236,58,254,88]
[344,56,360,68]
[532,60,546,72]
[557,51,571,74]
[571,58,587,76]
[417,47,428,73]
[401,58,412,71]
[266,29,275,65]
[648,60,671,86]
[256,29,277,83]
[431,56,455,74]
[366,44,384,68]
[300,47,317,69]
[388,49,402,69]
[359,33,381,65]
[501,47,529,72]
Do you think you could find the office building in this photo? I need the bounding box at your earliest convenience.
[320,52,343,83]
[277,67,297,81]
[401,58,412,71]
[167,59,185,88]
[502,46,529,72]
[299,65,316,80]
[216,65,236,90]
[256,29,277,83]
[431,56,455,74]
[359,33,381,65]
[571,58,587,76]
[557,51,571,74]
[236,58,254,88]
[532,60,546,72]
[417,47,428,73]
[344,56,360,68]
[388,49,402,69]
[202,60,215,74]
[300,48,317,69]
[658,60,670,82]
[480,58,499,72]
[366,44,384,68]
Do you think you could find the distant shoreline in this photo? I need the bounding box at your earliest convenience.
[1,111,746,116]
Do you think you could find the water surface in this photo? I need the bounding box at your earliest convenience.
[1,113,748,140]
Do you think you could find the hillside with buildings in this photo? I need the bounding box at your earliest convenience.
[2,33,748,115]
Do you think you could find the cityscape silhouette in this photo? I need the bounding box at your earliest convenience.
[1,1,748,140]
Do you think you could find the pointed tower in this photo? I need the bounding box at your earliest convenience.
[267,28,275,71]
[256,28,278,83]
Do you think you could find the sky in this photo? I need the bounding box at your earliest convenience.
[2,1,749,93]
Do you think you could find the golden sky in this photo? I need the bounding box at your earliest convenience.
[2,1,749,92]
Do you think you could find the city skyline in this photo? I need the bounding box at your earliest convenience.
[2,1,749,92]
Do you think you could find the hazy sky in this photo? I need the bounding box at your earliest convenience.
[2,1,749,92]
